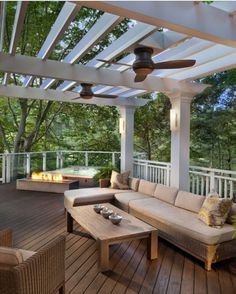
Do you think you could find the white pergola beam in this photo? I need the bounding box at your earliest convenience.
[3,1,28,85]
[0,52,209,95]
[0,1,7,51]
[82,1,236,48]
[0,85,148,107]
[23,2,80,87]
[42,13,122,90]
[58,21,156,91]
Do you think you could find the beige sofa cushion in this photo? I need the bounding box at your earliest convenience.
[0,247,23,266]
[64,187,130,210]
[227,203,236,224]
[154,184,178,204]
[129,177,140,192]
[175,191,205,213]
[114,192,151,212]
[129,198,235,245]
[138,179,156,196]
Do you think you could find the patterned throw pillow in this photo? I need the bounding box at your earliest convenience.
[110,170,130,189]
[198,193,232,228]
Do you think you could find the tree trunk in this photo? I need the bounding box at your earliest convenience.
[13,99,28,153]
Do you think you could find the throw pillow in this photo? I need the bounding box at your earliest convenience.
[110,170,130,189]
[198,193,232,228]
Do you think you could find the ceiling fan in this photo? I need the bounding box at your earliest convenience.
[72,83,118,100]
[97,46,196,83]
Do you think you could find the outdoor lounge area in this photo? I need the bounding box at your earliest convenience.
[1,183,236,294]
[0,1,236,293]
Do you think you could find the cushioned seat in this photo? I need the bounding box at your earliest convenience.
[129,198,235,245]
[114,192,152,212]
[64,187,130,210]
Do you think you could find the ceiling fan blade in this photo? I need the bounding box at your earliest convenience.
[134,74,147,83]
[71,95,81,100]
[153,59,196,69]
[94,94,118,99]
[97,59,131,67]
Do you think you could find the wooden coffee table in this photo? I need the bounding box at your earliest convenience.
[67,203,158,272]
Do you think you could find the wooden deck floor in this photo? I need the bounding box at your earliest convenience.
[0,183,236,294]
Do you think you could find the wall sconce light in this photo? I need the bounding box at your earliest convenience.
[170,109,178,131]
[119,118,125,134]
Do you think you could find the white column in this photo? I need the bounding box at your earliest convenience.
[169,93,193,191]
[119,106,135,174]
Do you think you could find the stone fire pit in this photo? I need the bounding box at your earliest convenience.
[16,178,79,194]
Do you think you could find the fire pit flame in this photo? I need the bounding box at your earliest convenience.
[31,171,63,182]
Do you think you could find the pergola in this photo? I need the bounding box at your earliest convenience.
[0,1,235,191]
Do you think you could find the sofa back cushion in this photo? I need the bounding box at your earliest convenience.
[0,246,23,267]
[226,203,236,224]
[138,179,156,196]
[154,184,178,205]
[175,191,205,213]
[129,177,140,191]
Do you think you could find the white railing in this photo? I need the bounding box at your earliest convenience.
[189,166,236,199]
[133,159,236,200]
[133,159,171,186]
[0,150,121,183]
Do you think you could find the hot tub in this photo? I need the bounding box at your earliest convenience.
[46,166,98,188]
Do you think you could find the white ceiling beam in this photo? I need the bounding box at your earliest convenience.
[0,52,208,95]
[81,1,236,48]
[58,21,156,91]
[3,1,28,85]
[23,2,80,87]
[0,1,7,51]
[0,85,148,107]
[41,13,122,90]
[139,30,188,50]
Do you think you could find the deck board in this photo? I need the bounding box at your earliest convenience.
[0,183,235,294]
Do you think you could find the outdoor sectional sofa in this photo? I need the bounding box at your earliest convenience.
[64,177,236,271]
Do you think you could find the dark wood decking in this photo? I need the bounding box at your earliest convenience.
[0,183,235,294]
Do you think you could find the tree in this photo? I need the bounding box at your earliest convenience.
[134,93,171,161]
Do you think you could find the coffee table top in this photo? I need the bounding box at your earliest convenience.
[70,203,157,241]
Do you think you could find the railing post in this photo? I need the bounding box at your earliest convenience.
[145,161,148,180]
[85,151,88,167]
[166,164,170,187]
[42,153,46,171]
[60,152,64,169]
[26,153,31,177]
[209,171,215,192]
[56,152,60,169]
[112,153,115,166]
[2,154,6,183]
[6,153,11,183]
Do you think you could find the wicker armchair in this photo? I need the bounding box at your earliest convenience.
[0,229,65,294]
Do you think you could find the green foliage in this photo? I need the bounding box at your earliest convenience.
[93,163,118,183]
[232,215,236,238]
[134,93,171,161]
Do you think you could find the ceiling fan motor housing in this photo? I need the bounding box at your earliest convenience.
[80,83,94,99]
[133,47,154,75]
